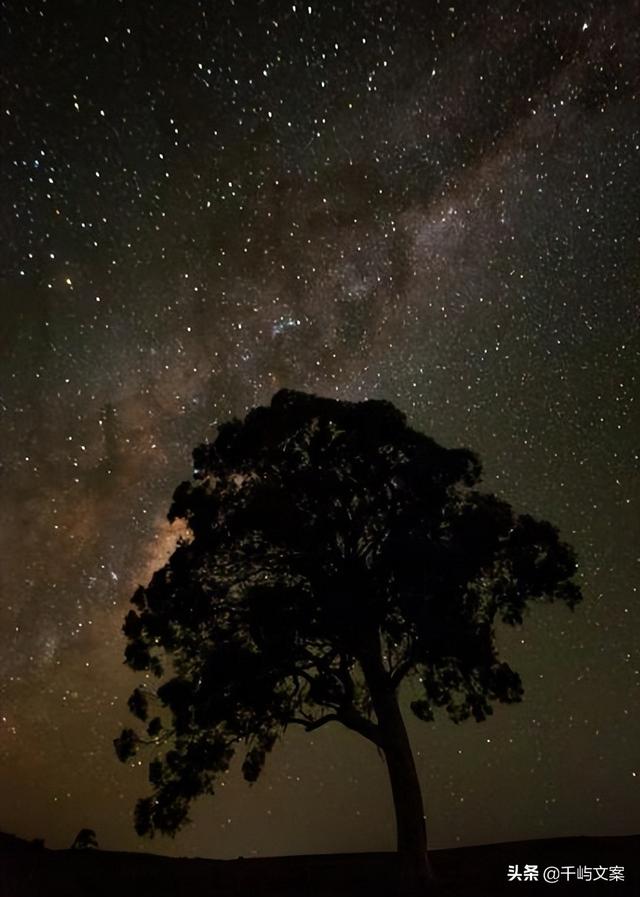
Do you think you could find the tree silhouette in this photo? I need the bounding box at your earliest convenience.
[71,828,98,850]
[116,389,581,892]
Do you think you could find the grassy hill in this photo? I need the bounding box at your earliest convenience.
[0,832,637,896]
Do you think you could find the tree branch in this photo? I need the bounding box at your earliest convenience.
[137,727,175,748]
[338,706,384,747]
[390,655,416,689]
[286,714,339,733]
[300,645,337,672]
[295,668,317,687]
[287,704,383,748]
[336,652,355,704]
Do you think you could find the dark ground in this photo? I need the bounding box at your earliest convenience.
[0,832,637,896]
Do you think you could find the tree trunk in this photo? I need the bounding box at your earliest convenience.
[357,631,435,894]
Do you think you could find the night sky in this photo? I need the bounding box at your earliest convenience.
[1,0,639,861]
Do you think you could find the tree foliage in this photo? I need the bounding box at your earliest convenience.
[71,828,98,850]
[116,389,581,837]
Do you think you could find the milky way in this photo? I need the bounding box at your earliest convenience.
[1,0,638,858]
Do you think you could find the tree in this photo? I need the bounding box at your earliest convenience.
[116,389,581,893]
[71,828,98,850]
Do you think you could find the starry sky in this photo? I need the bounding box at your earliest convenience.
[1,0,639,860]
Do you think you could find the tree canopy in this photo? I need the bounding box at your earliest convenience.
[116,389,581,846]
